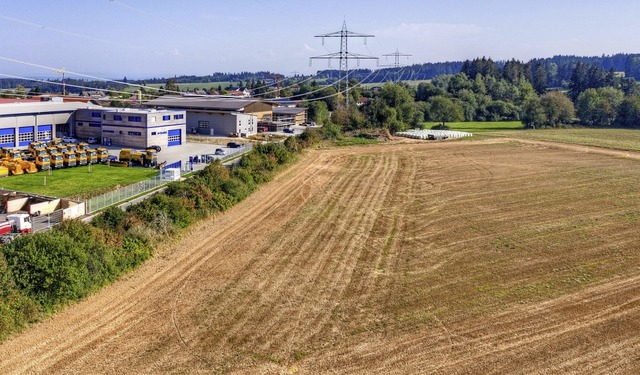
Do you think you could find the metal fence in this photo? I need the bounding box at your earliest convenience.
[32,210,64,232]
[85,144,253,214]
[85,174,167,214]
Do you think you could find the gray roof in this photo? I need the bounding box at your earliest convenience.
[144,95,265,111]
[272,107,307,115]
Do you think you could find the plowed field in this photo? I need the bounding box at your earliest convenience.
[2,138,640,374]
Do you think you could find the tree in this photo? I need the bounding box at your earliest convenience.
[532,62,548,94]
[366,82,416,132]
[163,78,180,94]
[305,101,329,125]
[428,96,464,126]
[576,87,624,126]
[521,98,546,128]
[539,91,575,127]
[616,95,640,128]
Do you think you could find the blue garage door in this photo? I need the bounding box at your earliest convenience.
[0,128,15,148]
[19,126,35,147]
[37,124,52,141]
[167,129,182,146]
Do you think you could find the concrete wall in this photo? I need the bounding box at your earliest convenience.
[187,111,256,136]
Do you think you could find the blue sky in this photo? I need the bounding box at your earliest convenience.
[1,0,640,80]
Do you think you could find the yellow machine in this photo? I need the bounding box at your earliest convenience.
[49,152,64,169]
[118,148,157,167]
[77,142,90,151]
[75,149,88,166]
[85,149,98,164]
[62,151,76,167]
[96,147,110,163]
[34,154,50,171]
[1,148,22,160]
[1,160,24,175]
[49,138,62,148]
[0,165,8,178]
[16,160,37,174]
[28,141,45,155]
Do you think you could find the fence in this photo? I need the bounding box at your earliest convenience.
[32,210,64,232]
[85,144,253,214]
[85,174,167,214]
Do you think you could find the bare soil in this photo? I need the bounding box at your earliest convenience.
[2,138,640,374]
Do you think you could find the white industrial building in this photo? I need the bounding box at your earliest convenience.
[144,96,276,137]
[0,99,91,149]
[75,107,186,148]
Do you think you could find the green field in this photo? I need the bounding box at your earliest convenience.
[0,164,159,199]
[422,121,640,152]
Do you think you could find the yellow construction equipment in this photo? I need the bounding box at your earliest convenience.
[96,147,110,163]
[62,151,76,167]
[0,165,8,178]
[49,138,62,148]
[1,160,24,175]
[16,160,37,174]
[34,153,50,171]
[77,142,90,151]
[49,152,64,169]
[28,141,45,155]
[119,148,157,167]
[75,149,88,166]
[85,149,98,164]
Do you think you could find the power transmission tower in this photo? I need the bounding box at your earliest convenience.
[310,21,378,107]
[382,49,412,82]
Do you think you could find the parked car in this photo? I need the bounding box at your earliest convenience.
[226,142,242,148]
[214,148,225,155]
[87,137,98,144]
[62,136,77,143]
[283,128,295,134]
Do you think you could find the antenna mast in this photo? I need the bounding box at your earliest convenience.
[309,21,378,106]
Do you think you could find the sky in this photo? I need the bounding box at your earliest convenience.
[1,0,640,81]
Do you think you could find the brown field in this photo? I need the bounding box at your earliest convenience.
[1,137,640,374]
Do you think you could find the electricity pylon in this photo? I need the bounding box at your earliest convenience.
[382,49,412,82]
[310,21,378,106]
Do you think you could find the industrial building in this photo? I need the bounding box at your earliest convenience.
[272,107,308,126]
[75,107,186,148]
[144,96,276,136]
[0,99,92,149]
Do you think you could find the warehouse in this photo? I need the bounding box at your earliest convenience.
[75,107,186,148]
[272,107,308,126]
[0,99,92,149]
[144,96,277,137]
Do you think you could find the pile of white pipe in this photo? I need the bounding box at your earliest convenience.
[396,129,472,140]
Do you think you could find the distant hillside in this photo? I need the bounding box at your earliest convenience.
[2,53,639,94]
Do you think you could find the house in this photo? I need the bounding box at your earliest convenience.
[272,107,308,126]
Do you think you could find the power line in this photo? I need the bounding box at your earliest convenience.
[309,21,378,107]
[381,49,412,82]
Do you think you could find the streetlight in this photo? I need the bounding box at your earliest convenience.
[54,68,66,95]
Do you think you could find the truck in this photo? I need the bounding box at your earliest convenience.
[62,151,77,167]
[118,148,157,167]
[74,149,88,166]
[96,147,110,163]
[85,149,98,164]
[49,152,64,169]
[0,214,32,243]
[28,141,45,155]
[34,153,50,171]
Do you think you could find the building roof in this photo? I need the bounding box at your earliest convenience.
[144,95,266,111]
[273,107,307,115]
[0,101,96,116]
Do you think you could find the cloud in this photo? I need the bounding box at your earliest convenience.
[172,48,182,57]
[304,43,316,53]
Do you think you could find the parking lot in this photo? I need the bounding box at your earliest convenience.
[101,138,250,167]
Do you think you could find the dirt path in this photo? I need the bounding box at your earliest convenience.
[1,139,639,374]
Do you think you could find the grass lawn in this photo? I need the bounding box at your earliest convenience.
[0,164,159,199]
[425,121,524,133]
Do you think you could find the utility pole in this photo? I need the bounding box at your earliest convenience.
[310,21,378,107]
[54,67,66,95]
[382,49,412,82]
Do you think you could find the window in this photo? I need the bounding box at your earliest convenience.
[150,116,156,123]
[174,114,184,120]
[162,115,170,121]
[37,130,51,140]
[18,132,33,143]
[128,116,142,122]
[168,134,180,143]
[77,122,84,126]
[198,121,209,129]
[151,132,157,136]
[0,133,15,144]
[128,131,142,136]
[92,112,101,118]
[114,115,122,121]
